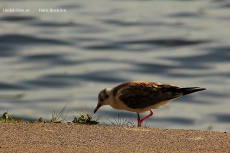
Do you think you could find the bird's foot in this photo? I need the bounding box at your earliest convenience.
[137,110,154,127]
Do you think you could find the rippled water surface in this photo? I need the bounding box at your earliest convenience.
[0,0,230,131]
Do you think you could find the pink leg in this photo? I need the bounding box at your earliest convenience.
[138,110,154,127]
[137,113,141,127]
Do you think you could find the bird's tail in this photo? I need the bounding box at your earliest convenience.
[180,87,206,95]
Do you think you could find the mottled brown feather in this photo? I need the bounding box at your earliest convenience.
[113,81,142,97]
[117,81,183,109]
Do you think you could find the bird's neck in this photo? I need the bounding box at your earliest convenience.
[105,87,115,106]
[105,87,122,110]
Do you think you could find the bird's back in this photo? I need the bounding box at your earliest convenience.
[117,81,205,109]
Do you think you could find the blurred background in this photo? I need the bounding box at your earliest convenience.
[0,0,229,131]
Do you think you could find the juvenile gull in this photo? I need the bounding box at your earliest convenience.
[94,81,206,127]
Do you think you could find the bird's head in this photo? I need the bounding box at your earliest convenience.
[94,88,111,113]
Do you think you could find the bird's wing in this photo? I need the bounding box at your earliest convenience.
[118,82,183,109]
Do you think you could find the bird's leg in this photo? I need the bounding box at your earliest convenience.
[136,113,141,127]
[139,110,154,127]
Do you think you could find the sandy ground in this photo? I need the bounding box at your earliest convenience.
[0,123,229,153]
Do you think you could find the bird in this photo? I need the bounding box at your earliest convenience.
[94,81,206,127]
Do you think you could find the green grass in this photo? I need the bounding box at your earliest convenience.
[106,112,150,128]
[0,105,100,125]
[106,112,135,127]
[0,105,150,127]
[0,111,23,124]
[50,104,68,123]
[72,106,101,125]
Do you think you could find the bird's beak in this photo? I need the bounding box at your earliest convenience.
[94,103,102,113]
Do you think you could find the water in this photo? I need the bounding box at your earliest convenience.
[0,0,230,131]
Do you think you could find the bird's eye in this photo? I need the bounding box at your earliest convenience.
[100,99,104,101]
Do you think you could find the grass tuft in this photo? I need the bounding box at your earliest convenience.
[106,112,136,127]
[50,103,68,123]
[0,105,151,128]
[0,111,23,123]
[106,111,150,128]
[72,106,101,125]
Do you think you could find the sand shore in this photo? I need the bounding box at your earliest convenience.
[0,124,229,153]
